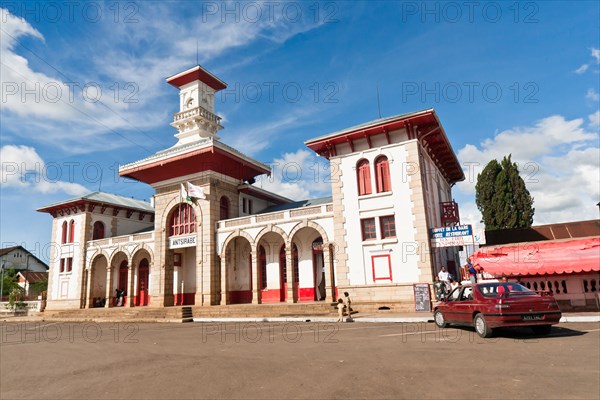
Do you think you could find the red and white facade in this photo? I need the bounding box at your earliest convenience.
[39,65,465,310]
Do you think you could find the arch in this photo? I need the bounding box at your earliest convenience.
[254,225,289,245]
[220,230,255,260]
[69,219,75,243]
[220,196,230,220]
[356,158,372,196]
[374,155,391,193]
[288,220,330,246]
[223,235,253,304]
[89,254,109,308]
[169,203,197,236]
[92,221,105,240]
[61,221,67,244]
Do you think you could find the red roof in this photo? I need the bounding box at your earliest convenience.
[305,109,464,184]
[471,237,600,277]
[166,65,227,91]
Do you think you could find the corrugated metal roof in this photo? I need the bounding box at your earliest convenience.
[258,196,332,214]
[305,109,432,144]
[39,191,154,212]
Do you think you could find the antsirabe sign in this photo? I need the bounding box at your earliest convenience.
[430,225,473,247]
[169,234,197,249]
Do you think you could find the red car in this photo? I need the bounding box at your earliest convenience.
[433,282,562,338]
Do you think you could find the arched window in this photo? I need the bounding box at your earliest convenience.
[220,196,229,220]
[61,221,67,244]
[68,220,75,243]
[92,221,105,240]
[119,260,128,291]
[170,203,197,236]
[375,155,391,193]
[259,246,267,290]
[356,159,372,196]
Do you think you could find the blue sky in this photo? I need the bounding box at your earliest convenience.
[1,1,599,261]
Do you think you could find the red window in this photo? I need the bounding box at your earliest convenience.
[170,203,197,236]
[61,221,67,244]
[279,245,287,283]
[380,215,396,239]
[92,221,105,240]
[220,196,229,220]
[59,258,65,273]
[118,260,128,291]
[375,155,391,193]
[357,159,372,196]
[361,218,377,241]
[259,246,267,290]
[68,220,75,243]
[66,257,73,272]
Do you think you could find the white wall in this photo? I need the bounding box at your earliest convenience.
[338,141,421,286]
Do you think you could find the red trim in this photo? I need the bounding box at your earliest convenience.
[119,145,270,184]
[306,110,464,184]
[260,289,281,303]
[380,215,396,239]
[173,292,195,306]
[298,287,315,302]
[361,218,377,241]
[375,155,391,193]
[357,159,372,196]
[372,254,393,282]
[166,65,227,91]
[61,221,67,244]
[229,290,252,304]
[68,220,75,243]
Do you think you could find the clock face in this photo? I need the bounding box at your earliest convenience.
[186,98,195,109]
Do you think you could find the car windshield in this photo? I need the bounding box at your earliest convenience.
[478,283,536,297]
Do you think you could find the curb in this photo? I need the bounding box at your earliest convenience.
[192,317,434,323]
[560,315,600,323]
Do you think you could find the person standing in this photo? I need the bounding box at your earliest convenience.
[343,292,353,321]
[466,258,477,284]
[336,298,345,322]
[438,266,451,291]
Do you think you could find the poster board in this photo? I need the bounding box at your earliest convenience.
[413,283,431,312]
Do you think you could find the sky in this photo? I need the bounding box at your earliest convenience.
[1,1,599,261]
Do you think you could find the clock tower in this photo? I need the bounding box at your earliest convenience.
[166,65,228,145]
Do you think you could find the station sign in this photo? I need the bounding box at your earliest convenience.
[169,234,197,249]
[430,225,473,248]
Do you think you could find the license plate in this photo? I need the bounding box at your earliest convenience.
[523,314,543,321]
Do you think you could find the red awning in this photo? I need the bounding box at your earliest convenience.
[471,237,600,277]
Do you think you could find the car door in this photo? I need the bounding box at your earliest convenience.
[453,286,475,325]
[442,287,463,323]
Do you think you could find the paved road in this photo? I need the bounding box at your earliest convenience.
[1,321,598,399]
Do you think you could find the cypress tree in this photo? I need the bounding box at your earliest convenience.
[475,155,535,229]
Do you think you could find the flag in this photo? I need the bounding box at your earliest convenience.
[187,182,206,199]
[180,183,190,201]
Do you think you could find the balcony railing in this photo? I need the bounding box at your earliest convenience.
[87,231,155,248]
[173,105,221,125]
[218,204,333,230]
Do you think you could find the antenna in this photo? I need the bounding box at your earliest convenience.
[376,83,382,118]
[196,39,199,65]
[98,168,103,192]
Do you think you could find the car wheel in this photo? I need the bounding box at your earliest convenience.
[531,325,552,335]
[474,314,493,338]
[434,310,448,328]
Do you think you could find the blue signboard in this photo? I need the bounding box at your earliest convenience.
[430,225,472,239]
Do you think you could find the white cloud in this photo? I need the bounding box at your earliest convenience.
[0,145,89,196]
[575,64,589,74]
[254,149,331,200]
[455,115,599,227]
[586,88,600,101]
[592,47,600,63]
[0,5,326,154]
[589,110,600,128]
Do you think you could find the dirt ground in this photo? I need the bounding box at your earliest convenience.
[1,321,598,399]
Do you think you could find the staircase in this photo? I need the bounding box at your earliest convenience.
[37,300,414,323]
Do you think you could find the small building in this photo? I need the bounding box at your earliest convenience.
[472,220,600,310]
[17,271,48,298]
[0,246,49,273]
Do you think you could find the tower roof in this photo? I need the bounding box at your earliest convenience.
[166,65,227,91]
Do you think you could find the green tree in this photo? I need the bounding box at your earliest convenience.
[1,268,20,297]
[475,155,535,229]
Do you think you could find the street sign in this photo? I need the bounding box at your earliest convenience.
[430,225,473,248]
